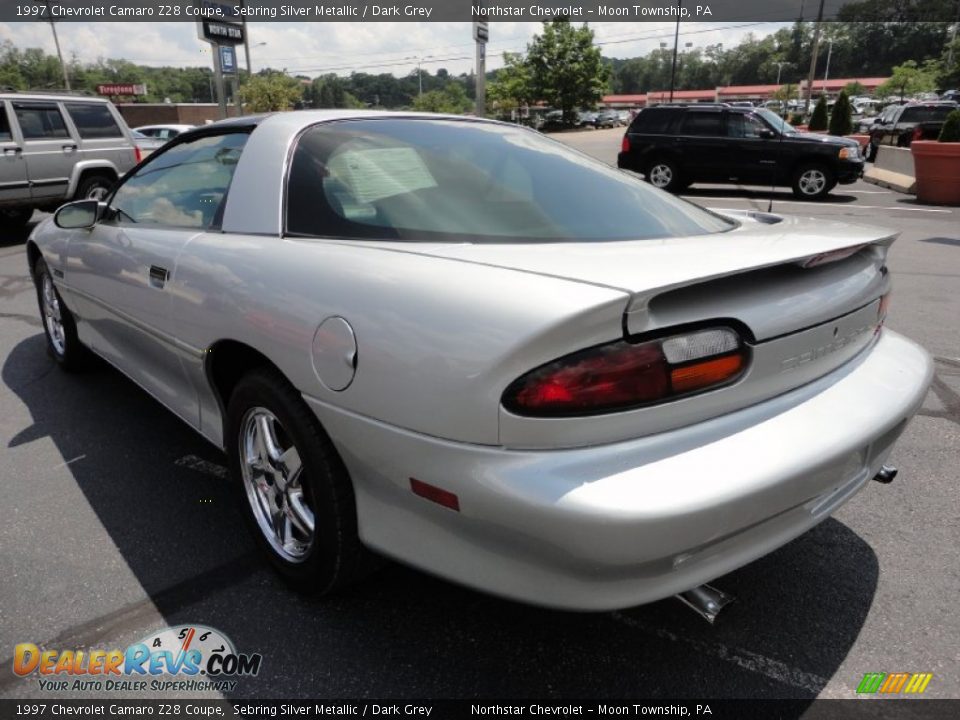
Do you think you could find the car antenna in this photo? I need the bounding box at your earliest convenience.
[767,108,787,214]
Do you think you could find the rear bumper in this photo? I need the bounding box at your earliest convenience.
[305,330,931,611]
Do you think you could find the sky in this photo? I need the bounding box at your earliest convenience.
[0,21,786,77]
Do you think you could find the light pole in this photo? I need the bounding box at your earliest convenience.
[245,41,267,78]
[774,61,789,86]
[822,39,834,91]
[406,56,433,97]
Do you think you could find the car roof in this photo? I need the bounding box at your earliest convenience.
[134,123,195,130]
[0,92,112,103]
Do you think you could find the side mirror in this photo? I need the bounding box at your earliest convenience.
[54,200,103,230]
[758,129,777,140]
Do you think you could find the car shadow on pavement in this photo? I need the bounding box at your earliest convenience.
[0,215,40,248]
[3,333,879,706]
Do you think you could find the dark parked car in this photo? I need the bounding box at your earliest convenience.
[618,104,864,200]
[866,101,959,160]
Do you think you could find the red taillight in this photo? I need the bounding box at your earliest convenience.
[134,146,143,164]
[621,134,631,153]
[912,126,923,142]
[503,327,747,417]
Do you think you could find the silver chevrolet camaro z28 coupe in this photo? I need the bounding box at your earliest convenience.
[28,111,932,611]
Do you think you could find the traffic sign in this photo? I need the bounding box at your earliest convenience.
[220,45,237,74]
[473,21,489,44]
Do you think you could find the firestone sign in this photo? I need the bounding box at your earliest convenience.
[96,84,147,96]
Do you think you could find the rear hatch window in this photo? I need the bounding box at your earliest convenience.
[286,118,732,243]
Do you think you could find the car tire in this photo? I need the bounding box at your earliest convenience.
[791,163,835,200]
[1,207,33,229]
[74,173,115,202]
[33,258,90,371]
[645,158,685,193]
[225,368,376,594]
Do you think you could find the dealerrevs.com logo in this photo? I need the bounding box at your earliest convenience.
[13,625,262,693]
[856,672,934,695]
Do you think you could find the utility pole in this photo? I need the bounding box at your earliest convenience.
[38,0,70,90]
[822,39,834,90]
[669,3,682,102]
[804,0,825,113]
[947,0,960,66]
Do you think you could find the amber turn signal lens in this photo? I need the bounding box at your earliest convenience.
[670,354,745,394]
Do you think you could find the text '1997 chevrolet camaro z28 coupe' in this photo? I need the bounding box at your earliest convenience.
[28,112,932,611]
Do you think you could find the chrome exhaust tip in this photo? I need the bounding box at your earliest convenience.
[873,464,898,484]
[675,583,735,624]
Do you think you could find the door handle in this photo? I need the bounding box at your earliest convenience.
[149,265,169,288]
[62,144,77,152]
[3,147,21,156]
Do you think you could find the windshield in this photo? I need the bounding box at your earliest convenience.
[756,108,798,135]
[286,119,733,243]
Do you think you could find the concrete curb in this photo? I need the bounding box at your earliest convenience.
[864,146,916,194]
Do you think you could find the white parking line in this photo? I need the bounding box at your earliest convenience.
[610,611,829,694]
[175,454,228,479]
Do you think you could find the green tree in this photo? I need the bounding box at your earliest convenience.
[844,81,868,97]
[240,73,302,112]
[876,60,939,100]
[809,95,829,130]
[487,52,532,115]
[939,110,960,142]
[412,82,471,114]
[525,18,609,125]
[829,91,853,136]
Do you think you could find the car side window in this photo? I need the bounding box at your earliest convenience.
[109,132,248,229]
[64,103,122,139]
[0,104,11,141]
[13,102,70,140]
[630,109,677,134]
[679,111,723,136]
[726,113,769,139]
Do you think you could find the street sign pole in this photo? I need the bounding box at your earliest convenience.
[473,20,489,117]
[212,43,227,119]
[476,42,486,117]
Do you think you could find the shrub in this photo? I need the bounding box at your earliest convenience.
[808,95,829,131]
[828,91,853,136]
[939,110,960,142]
[789,113,804,126]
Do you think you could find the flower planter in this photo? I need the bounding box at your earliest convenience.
[911,141,960,206]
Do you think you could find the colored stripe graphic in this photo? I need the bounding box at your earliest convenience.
[857,672,933,694]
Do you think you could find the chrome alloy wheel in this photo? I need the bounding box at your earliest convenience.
[41,273,66,356]
[239,407,315,562]
[797,168,827,196]
[649,163,673,188]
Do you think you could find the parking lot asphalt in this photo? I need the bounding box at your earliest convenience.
[1,127,958,703]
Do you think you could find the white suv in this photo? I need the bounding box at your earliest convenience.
[1,92,139,230]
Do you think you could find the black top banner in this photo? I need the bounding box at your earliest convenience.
[0,700,959,720]
[3,0,957,24]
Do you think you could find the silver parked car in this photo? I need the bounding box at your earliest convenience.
[27,111,931,611]
[1,92,139,230]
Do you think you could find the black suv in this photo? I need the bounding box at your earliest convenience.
[617,104,864,200]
